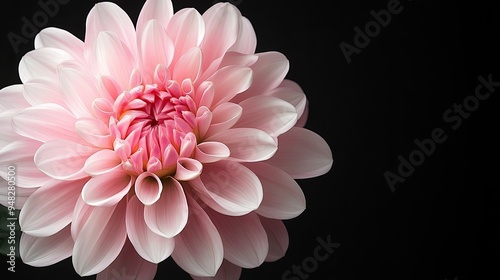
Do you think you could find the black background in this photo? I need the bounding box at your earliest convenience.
[1,0,499,279]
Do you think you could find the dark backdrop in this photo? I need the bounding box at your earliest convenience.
[1,0,499,279]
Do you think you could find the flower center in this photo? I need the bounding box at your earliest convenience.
[111,80,199,177]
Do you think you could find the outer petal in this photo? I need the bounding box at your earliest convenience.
[126,195,175,263]
[19,178,87,237]
[207,210,268,268]
[207,66,253,107]
[85,2,137,58]
[35,27,85,62]
[23,78,64,107]
[166,8,205,66]
[259,216,289,262]
[0,110,25,147]
[144,177,188,238]
[246,162,306,220]
[34,139,98,180]
[0,139,51,188]
[190,160,262,216]
[207,128,277,162]
[138,19,174,76]
[200,3,240,70]
[0,84,30,110]
[228,16,257,55]
[96,239,158,280]
[171,193,223,277]
[0,179,37,209]
[84,149,122,176]
[20,225,73,267]
[72,198,128,276]
[12,104,80,143]
[236,96,297,137]
[18,47,72,83]
[137,0,174,32]
[191,260,242,280]
[264,127,333,179]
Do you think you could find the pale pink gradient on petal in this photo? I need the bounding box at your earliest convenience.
[0,0,333,279]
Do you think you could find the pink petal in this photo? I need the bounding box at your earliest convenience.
[23,78,64,107]
[19,178,87,237]
[81,168,132,207]
[34,139,98,180]
[138,19,174,76]
[173,47,202,83]
[0,110,24,147]
[166,8,205,66]
[175,157,203,181]
[135,172,162,206]
[207,128,277,162]
[72,198,128,276]
[246,162,306,220]
[171,193,223,277]
[58,61,102,118]
[191,260,242,280]
[228,16,257,54]
[75,117,113,148]
[84,149,122,176]
[85,2,137,59]
[236,96,298,137]
[144,177,188,238]
[259,216,289,262]
[137,0,174,32]
[207,66,253,107]
[90,31,135,89]
[20,225,73,267]
[35,27,85,62]
[195,142,230,163]
[0,139,51,188]
[0,180,37,209]
[219,52,258,68]
[126,195,175,263]
[205,102,242,138]
[268,80,307,121]
[12,103,80,143]
[96,239,158,280]
[190,160,262,216]
[200,3,240,70]
[0,84,30,110]
[265,127,333,179]
[233,51,289,103]
[18,47,72,83]
[207,210,268,268]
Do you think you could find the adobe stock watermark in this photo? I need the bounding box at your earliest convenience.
[6,0,71,54]
[385,73,498,192]
[281,234,340,280]
[339,0,415,64]
[5,166,17,273]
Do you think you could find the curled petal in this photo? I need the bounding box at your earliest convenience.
[135,172,163,206]
[81,168,132,207]
[175,158,203,181]
[195,142,230,163]
[144,177,188,238]
[190,160,262,216]
[75,117,113,148]
[20,225,73,267]
[206,102,242,137]
[126,195,175,263]
[84,149,122,176]
[207,128,277,162]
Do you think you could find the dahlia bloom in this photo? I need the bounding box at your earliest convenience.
[0,0,333,279]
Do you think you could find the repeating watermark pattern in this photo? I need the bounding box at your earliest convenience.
[5,166,17,273]
[6,0,71,54]
[385,73,499,192]
[339,0,414,64]
[281,234,340,280]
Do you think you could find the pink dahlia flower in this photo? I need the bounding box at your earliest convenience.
[0,0,333,279]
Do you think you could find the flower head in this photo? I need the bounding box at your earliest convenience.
[0,0,333,279]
